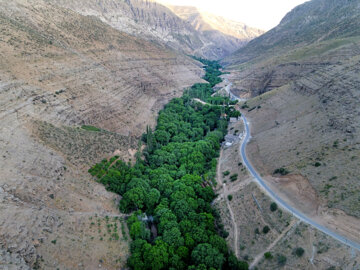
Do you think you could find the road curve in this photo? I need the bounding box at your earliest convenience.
[240,115,360,251]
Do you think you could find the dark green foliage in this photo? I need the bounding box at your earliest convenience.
[223,171,230,176]
[230,174,238,182]
[191,243,224,269]
[273,167,289,175]
[254,228,260,234]
[89,60,247,269]
[227,253,249,270]
[294,247,305,257]
[264,252,273,259]
[263,226,270,234]
[314,162,321,167]
[193,57,223,87]
[228,195,233,201]
[270,202,278,212]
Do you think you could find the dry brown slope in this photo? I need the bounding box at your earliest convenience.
[241,55,360,233]
[0,0,203,268]
[51,0,251,59]
[222,0,360,220]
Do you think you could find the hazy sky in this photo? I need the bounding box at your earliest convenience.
[158,0,309,30]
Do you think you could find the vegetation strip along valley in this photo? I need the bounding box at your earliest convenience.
[89,58,246,270]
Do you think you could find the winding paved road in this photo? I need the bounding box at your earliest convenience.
[240,115,360,251]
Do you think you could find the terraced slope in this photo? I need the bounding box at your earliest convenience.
[0,0,203,268]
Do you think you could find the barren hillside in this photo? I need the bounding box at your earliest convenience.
[51,0,261,59]
[0,0,204,268]
[223,0,360,236]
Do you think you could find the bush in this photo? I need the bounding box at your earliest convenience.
[294,247,305,257]
[277,254,287,266]
[264,252,273,259]
[314,162,321,167]
[262,226,270,234]
[270,202,278,212]
[230,174,238,182]
[223,171,230,176]
[273,168,289,175]
[228,195,233,201]
[254,228,260,234]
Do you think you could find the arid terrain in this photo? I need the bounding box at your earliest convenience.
[51,0,263,60]
[0,0,206,268]
[217,0,360,268]
[215,116,360,269]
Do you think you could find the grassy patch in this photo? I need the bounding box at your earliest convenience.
[81,125,101,132]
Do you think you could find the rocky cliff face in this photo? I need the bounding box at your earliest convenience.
[0,0,204,268]
[164,5,264,59]
[166,5,264,41]
[223,0,360,221]
[50,0,262,59]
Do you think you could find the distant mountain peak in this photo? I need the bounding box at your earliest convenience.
[163,4,265,41]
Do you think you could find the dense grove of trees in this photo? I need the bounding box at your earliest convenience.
[89,59,247,269]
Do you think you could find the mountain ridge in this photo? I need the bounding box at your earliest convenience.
[51,0,263,59]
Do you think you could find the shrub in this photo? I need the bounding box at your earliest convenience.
[294,247,305,257]
[277,254,287,266]
[270,202,278,212]
[264,252,273,259]
[223,171,230,176]
[263,226,270,234]
[51,239,57,244]
[273,168,289,175]
[254,228,260,234]
[230,174,238,182]
[314,162,321,167]
[228,195,233,201]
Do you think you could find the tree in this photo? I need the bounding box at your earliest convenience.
[162,227,184,247]
[277,254,287,266]
[270,202,278,212]
[294,247,305,257]
[264,252,273,259]
[263,226,270,234]
[143,240,169,270]
[146,188,160,210]
[155,130,170,145]
[191,243,224,269]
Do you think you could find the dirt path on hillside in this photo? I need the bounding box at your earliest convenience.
[216,146,254,258]
[216,148,239,257]
[250,220,299,269]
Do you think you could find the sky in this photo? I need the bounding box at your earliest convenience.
[157,0,309,30]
